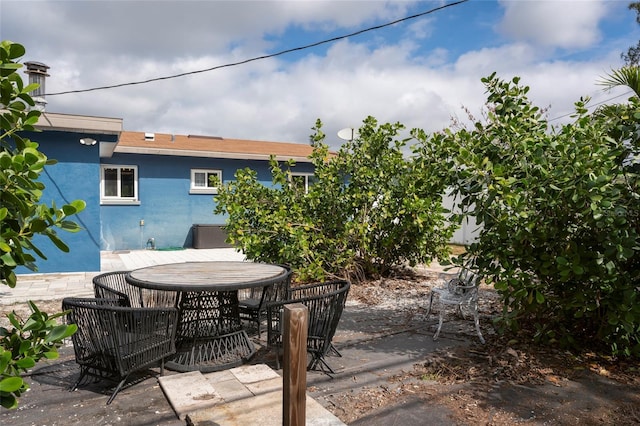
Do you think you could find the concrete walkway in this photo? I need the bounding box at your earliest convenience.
[0,248,246,305]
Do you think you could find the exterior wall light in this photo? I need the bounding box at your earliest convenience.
[80,138,97,146]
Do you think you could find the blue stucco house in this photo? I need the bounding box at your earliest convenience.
[20,112,317,274]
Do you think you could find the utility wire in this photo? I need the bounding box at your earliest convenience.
[549,90,633,122]
[44,0,469,96]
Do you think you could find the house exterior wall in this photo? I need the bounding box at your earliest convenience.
[15,130,117,274]
[100,153,315,251]
[10,114,319,273]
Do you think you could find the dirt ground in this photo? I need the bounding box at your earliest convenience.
[2,269,640,425]
[335,268,640,425]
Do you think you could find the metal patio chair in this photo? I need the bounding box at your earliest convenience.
[62,297,179,404]
[266,279,350,375]
[426,268,485,344]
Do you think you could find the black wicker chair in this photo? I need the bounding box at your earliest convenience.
[266,280,350,374]
[93,271,177,308]
[238,265,292,338]
[62,297,179,404]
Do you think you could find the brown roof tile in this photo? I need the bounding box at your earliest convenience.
[115,131,318,162]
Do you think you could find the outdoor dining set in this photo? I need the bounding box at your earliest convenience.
[59,258,484,406]
[61,261,351,404]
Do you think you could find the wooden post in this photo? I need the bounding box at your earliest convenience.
[283,303,308,426]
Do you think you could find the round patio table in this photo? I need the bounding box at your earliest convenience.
[126,261,288,372]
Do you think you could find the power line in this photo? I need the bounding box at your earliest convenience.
[549,90,633,122]
[44,0,469,96]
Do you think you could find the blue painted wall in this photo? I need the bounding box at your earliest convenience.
[100,153,315,251]
[15,130,116,274]
[12,130,315,272]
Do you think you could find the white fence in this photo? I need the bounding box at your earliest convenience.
[442,193,479,246]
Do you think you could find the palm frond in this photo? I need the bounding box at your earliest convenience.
[598,67,640,97]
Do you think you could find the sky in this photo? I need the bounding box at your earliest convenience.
[1,0,638,149]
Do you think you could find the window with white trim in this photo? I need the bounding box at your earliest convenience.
[290,173,317,193]
[190,169,222,194]
[100,165,139,204]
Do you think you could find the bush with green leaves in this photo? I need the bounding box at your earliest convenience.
[1,40,83,408]
[0,302,77,409]
[1,40,86,288]
[214,116,455,282]
[418,72,639,356]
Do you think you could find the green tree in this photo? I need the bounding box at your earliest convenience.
[1,40,81,408]
[214,116,455,282]
[424,73,639,356]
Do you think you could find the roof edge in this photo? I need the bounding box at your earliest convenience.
[35,112,123,134]
[114,145,313,163]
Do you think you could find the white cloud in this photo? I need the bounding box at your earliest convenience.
[497,0,608,49]
[1,0,633,151]
[406,16,436,40]
[455,43,542,74]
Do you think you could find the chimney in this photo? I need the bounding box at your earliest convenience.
[24,61,50,111]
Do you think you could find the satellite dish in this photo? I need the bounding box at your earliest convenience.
[337,128,358,141]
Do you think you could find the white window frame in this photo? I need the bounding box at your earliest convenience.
[100,165,139,205]
[190,169,222,194]
[289,172,316,193]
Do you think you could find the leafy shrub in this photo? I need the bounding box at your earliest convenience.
[1,40,83,408]
[215,117,455,282]
[0,302,77,409]
[422,72,639,356]
[1,41,86,287]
